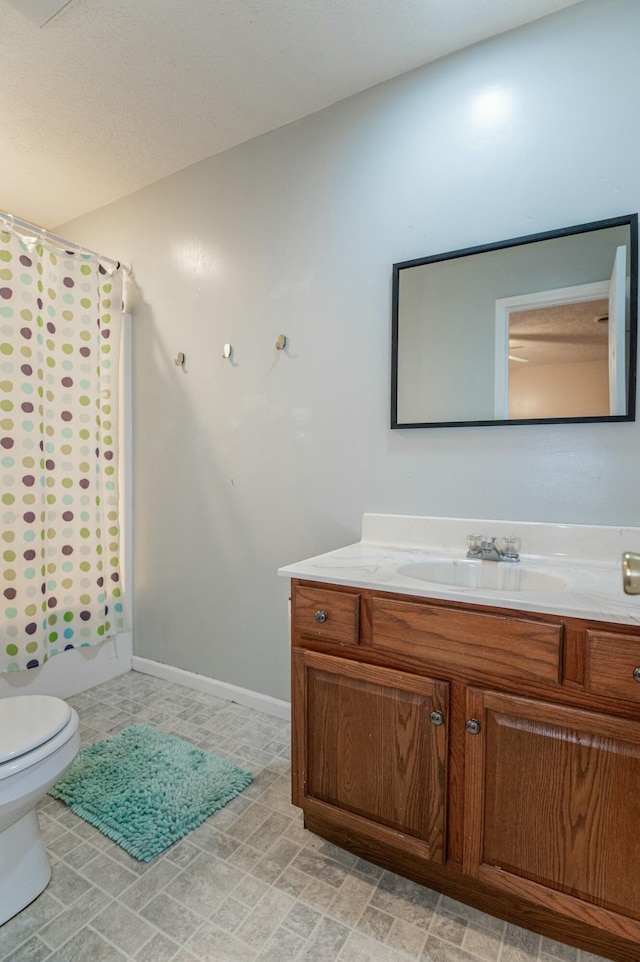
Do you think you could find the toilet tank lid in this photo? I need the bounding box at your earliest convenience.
[0,695,72,763]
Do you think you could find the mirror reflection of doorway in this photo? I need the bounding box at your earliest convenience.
[494,247,628,419]
[508,297,610,418]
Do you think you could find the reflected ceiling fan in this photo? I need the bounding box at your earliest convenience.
[508,343,528,363]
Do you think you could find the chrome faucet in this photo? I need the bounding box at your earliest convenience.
[466,535,520,563]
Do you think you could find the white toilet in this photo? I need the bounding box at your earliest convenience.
[0,695,80,925]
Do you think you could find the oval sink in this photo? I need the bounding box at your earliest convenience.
[396,559,567,592]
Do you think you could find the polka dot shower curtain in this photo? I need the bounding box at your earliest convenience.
[0,224,127,672]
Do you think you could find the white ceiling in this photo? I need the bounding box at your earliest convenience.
[1,0,583,228]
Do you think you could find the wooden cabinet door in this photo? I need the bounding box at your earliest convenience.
[464,688,640,922]
[292,648,449,863]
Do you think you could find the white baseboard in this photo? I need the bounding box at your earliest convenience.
[0,632,133,700]
[132,656,291,722]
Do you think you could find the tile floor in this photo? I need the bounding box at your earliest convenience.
[0,671,613,962]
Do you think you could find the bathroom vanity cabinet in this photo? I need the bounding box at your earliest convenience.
[290,579,640,962]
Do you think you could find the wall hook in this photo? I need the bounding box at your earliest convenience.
[174,352,185,367]
[275,334,287,351]
[222,343,232,359]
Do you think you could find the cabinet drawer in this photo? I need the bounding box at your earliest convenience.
[586,630,640,702]
[369,598,562,685]
[293,585,360,645]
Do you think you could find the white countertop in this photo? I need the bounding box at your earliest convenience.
[278,514,640,626]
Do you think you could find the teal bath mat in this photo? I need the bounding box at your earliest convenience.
[49,724,253,861]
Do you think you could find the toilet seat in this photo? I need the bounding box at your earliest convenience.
[0,696,77,780]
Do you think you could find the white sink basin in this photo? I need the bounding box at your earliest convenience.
[396,559,567,592]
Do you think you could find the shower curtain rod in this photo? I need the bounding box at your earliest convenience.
[0,210,131,273]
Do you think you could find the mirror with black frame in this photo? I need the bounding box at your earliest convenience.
[391,214,638,429]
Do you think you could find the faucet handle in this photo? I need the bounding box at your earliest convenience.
[466,534,483,557]
[499,536,521,560]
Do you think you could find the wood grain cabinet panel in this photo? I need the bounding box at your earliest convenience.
[369,597,562,685]
[293,648,448,863]
[292,585,359,646]
[464,689,640,921]
[586,630,640,703]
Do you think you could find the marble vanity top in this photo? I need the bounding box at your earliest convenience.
[278,514,640,625]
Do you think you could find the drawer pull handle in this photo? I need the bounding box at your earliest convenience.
[314,610,328,624]
[429,710,445,726]
[633,667,640,683]
[465,718,481,735]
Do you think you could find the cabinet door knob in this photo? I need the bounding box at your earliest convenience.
[633,667,640,683]
[314,610,328,624]
[465,718,481,735]
[429,710,445,726]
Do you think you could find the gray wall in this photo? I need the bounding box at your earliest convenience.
[59,0,640,701]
